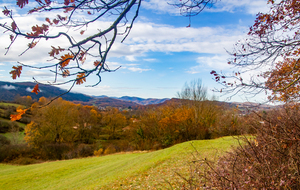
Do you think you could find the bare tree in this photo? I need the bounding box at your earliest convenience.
[212,0,300,102]
[1,0,217,96]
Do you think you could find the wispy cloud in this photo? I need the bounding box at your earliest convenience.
[128,67,151,73]
[142,0,269,15]
[187,55,232,74]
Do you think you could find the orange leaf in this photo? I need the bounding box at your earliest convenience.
[94,60,101,67]
[62,69,70,77]
[59,53,74,68]
[76,72,86,85]
[78,50,86,64]
[28,42,38,48]
[49,46,65,57]
[10,108,27,121]
[31,84,40,94]
[9,66,22,79]
[80,30,85,35]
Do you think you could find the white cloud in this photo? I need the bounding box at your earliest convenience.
[188,55,232,74]
[213,0,270,14]
[143,0,270,15]
[128,67,151,73]
[1,84,17,90]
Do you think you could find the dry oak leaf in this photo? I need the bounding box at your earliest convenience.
[11,21,17,31]
[76,72,86,85]
[10,66,22,79]
[49,46,65,57]
[10,108,28,121]
[31,84,40,94]
[2,9,10,16]
[17,0,29,8]
[28,42,38,48]
[60,53,74,68]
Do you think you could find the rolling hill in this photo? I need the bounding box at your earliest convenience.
[0,81,169,108]
[0,136,240,190]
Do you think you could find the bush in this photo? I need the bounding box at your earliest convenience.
[41,143,72,160]
[182,105,300,189]
[0,143,38,163]
[11,157,42,165]
[0,121,11,133]
[94,148,103,157]
[77,144,94,157]
[104,145,117,155]
[0,134,10,146]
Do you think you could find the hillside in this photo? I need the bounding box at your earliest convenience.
[0,81,93,102]
[0,81,168,108]
[0,136,240,190]
[117,96,170,105]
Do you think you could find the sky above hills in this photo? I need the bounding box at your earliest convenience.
[0,0,271,102]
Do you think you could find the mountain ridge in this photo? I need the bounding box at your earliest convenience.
[0,81,169,107]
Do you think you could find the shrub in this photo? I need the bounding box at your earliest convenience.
[0,134,10,146]
[181,105,300,189]
[94,148,103,157]
[11,157,42,165]
[0,121,11,133]
[0,143,38,163]
[41,143,72,160]
[104,145,116,155]
[77,144,93,157]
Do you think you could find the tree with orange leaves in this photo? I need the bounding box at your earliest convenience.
[212,0,300,102]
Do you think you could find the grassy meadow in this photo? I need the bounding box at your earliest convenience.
[0,136,241,190]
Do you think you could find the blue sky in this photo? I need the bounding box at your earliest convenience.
[0,0,271,102]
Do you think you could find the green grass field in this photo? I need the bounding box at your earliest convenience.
[0,136,241,190]
[0,102,22,108]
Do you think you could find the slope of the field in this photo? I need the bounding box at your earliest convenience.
[0,136,242,190]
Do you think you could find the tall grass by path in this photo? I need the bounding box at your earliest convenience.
[0,136,241,190]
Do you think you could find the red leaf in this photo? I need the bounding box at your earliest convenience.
[64,0,70,6]
[31,84,40,94]
[45,0,51,5]
[9,66,22,79]
[80,30,85,35]
[10,34,14,41]
[45,17,52,25]
[11,21,17,31]
[87,11,91,15]
[53,19,59,25]
[17,0,29,8]
[2,9,10,16]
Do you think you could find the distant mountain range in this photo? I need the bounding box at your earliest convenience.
[0,81,170,108]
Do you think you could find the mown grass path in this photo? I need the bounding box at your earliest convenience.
[0,136,241,190]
